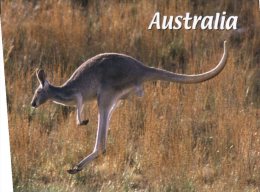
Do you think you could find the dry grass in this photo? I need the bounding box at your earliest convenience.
[2,0,260,191]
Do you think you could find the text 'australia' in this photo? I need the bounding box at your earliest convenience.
[148,12,238,30]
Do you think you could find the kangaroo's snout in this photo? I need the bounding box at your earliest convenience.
[31,101,37,108]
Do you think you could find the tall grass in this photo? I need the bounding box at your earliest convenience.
[2,0,259,191]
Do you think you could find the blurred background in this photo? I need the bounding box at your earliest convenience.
[1,0,259,191]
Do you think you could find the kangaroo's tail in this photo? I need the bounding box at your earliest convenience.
[143,41,228,84]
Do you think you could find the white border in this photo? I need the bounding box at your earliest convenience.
[0,19,14,192]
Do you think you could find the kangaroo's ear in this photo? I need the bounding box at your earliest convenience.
[36,69,46,86]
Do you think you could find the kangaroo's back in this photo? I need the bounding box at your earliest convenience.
[64,53,147,89]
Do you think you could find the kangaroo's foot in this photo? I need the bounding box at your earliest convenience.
[67,165,83,174]
[67,151,99,174]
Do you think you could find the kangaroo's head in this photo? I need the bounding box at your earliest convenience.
[31,69,50,108]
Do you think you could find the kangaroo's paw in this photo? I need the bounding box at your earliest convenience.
[79,119,89,126]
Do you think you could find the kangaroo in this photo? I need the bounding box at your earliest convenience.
[31,41,227,174]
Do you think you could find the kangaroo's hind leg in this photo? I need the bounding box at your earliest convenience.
[67,89,119,174]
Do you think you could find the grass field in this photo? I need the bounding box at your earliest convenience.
[2,0,260,191]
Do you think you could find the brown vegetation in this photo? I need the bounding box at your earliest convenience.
[2,0,259,191]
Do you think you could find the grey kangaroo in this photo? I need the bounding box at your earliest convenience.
[31,41,227,174]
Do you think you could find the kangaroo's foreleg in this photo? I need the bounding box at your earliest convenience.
[67,90,117,174]
[75,94,89,125]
